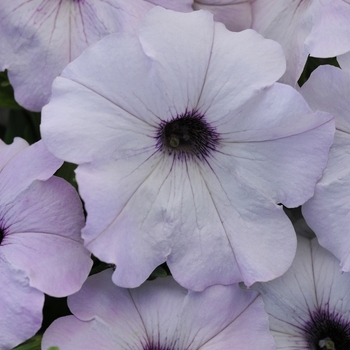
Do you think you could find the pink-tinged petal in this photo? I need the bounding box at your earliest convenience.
[0,137,28,171]
[0,0,153,111]
[0,140,62,205]
[196,25,286,119]
[148,0,193,12]
[0,257,44,349]
[1,177,92,297]
[43,270,275,349]
[193,1,253,32]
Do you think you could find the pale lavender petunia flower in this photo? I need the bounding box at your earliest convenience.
[0,0,154,111]
[0,138,92,349]
[252,235,350,349]
[300,65,350,273]
[41,8,334,291]
[252,0,350,86]
[42,269,276,350]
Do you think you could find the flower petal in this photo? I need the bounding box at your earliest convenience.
[251,236,317,337]
[1,177,92,297]
[43,270,275,349]
[0,137,28,171]
[0,257,44,349]
[251,0,311,86]
[193,1,253,32]
[148,0,193,12]
[300,65,350,270]
[196,25,286,116]
[198,156,297,287]
[0,140,62,205]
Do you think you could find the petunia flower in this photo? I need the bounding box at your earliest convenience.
[41,8,334,291]
[252,235,350,349]
[0,0,154,111]
[251,0,350,86]
[0,138,92,349]
[300,65,350,273]
[42,269,276,350]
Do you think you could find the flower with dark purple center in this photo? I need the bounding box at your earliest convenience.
[41,8,334,292]
[252,235,350,350]
[304,308,350,350]
[0,138,92,349]
[42,269,275,350]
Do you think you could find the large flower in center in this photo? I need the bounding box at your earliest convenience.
[41,8,334,291]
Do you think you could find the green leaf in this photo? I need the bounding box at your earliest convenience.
[0,70,22,109]
[148,265,168,280]
[298,56,339,87]
[4,109,41,144]
[54,162,78,188]
[13,335,42,350]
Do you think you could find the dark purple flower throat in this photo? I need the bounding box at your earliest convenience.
[157,110,220,161]
[304,308,350,349]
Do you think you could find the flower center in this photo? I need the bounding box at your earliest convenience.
[304,308,350,350]
[157,109,220,161]
[144,344,173,350]
[0,226,5,245]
